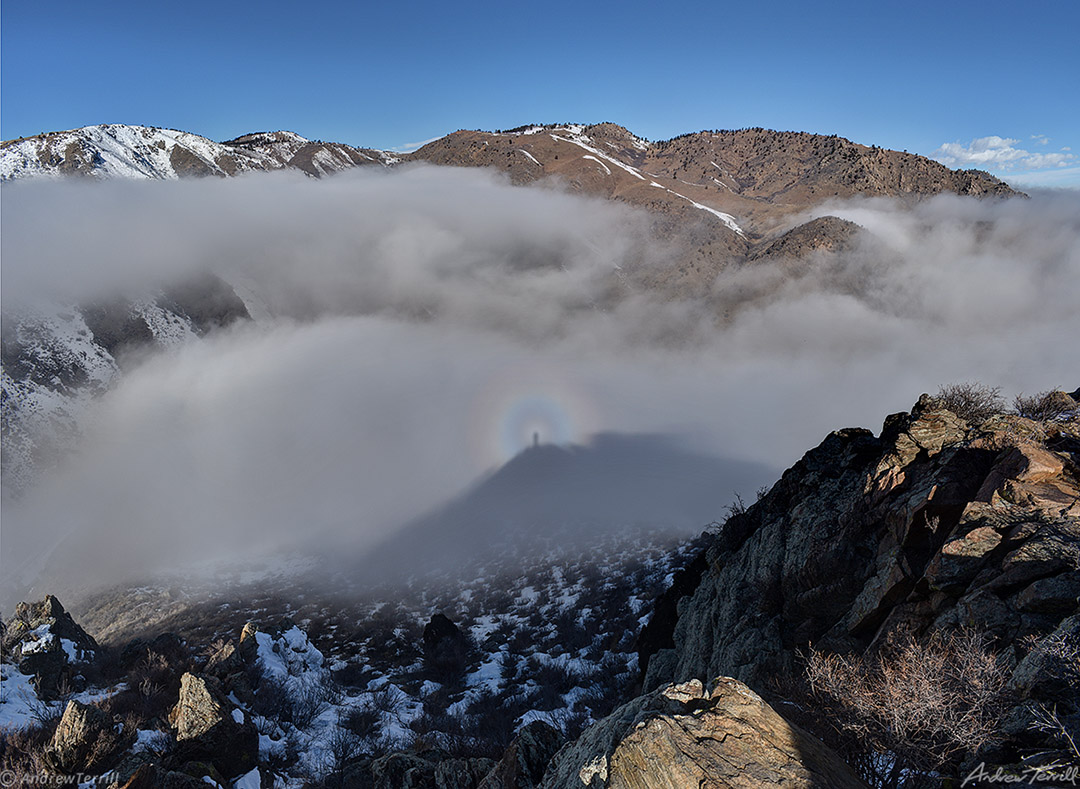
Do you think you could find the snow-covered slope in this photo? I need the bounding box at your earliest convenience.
[63,527,707,787]
[1,277,251,495]
[0,124,393,181]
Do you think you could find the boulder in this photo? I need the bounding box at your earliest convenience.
[47,699,123,774]
[422,613,471,679]
[1014,571,1080,615]
[539,679,867,788]
[367,749,494,789]
[119,632,186,671]
[371,751,435,788]
[478,720,564,789]
[437,757,497,789]
[112,764,207,789]
[977,445,1066,501]
[168,672,258,779]
[2,595,98,699]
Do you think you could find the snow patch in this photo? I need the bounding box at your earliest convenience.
[233,769,262,789]
[551,134,646,181]
[518,149,542,167]
[582,156,612,176]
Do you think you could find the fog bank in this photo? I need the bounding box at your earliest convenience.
[2,169,1077,597]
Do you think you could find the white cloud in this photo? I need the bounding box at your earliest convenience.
[1001,165,1080,189]
[1031,134,1050,146]
[386,136,443,153]
[933,135,1075,172]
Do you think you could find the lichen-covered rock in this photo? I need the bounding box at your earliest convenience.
[47,699,123,774]
[539,679,867,789]
[168,672,258,779]
[479,720,564,789]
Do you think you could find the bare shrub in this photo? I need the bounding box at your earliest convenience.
[252,674,290,720]
[290,676,329,728]
[28,697,63,727]
[1024,630,1080,761]
[1014,390,1079,421]
[805,628,1012,785]
[99,678,170,730]
[0,721,57,784]
[543,705,591,741]
[323,710,364,779]
[368,682,408,723]
[933,382,1005,423]
[341,704,381,742]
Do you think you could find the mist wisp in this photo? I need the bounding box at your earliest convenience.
[2,167,1078,600]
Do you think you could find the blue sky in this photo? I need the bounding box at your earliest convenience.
[2,0,1077,186]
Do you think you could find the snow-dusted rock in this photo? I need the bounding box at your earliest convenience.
[169,672,259,779]
[1,595,97,699]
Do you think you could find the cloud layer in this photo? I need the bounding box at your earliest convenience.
[933,135,1076,172]
[2,168,1078,598]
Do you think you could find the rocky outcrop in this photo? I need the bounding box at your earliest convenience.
[113,764,208,789]
[1,595,98,699]
[367,749,495,789]
[422,613,472,679]
[540,678,866,788]
[748,216,863,261]
[641,392,1079,772]
[479,721,565,789]
[168,672,259,779]
[47,699,124,774]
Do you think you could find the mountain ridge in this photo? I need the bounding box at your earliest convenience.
[2,120,1019,286]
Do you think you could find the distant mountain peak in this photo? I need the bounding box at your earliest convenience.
[0,124,391,181]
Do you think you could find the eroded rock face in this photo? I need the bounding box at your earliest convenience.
[168,672,259,779]
[540,679,867,789]
[644,396,1079,695]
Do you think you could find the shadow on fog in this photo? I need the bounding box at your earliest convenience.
[331,432,780,586]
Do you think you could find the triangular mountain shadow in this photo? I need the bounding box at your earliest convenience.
[346,432,778,584]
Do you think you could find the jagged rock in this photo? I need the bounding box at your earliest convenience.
[119,632,186,671]
[539,678,867,788]
[368,749,494,789]
[371,751,434,788]
[437,757,498,789]
[112,764,208,789]
[977,445,1067,500]
[46,699,123,775]
[906,399,969,454]
[237,621,260,665]
[168,672,258,779]
[422,613,471,678]
[478,720,564,789]
[2,595,98,699]
[642,394,1079,764]
[1014,571,1080,614]
[924,524,1003,591]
